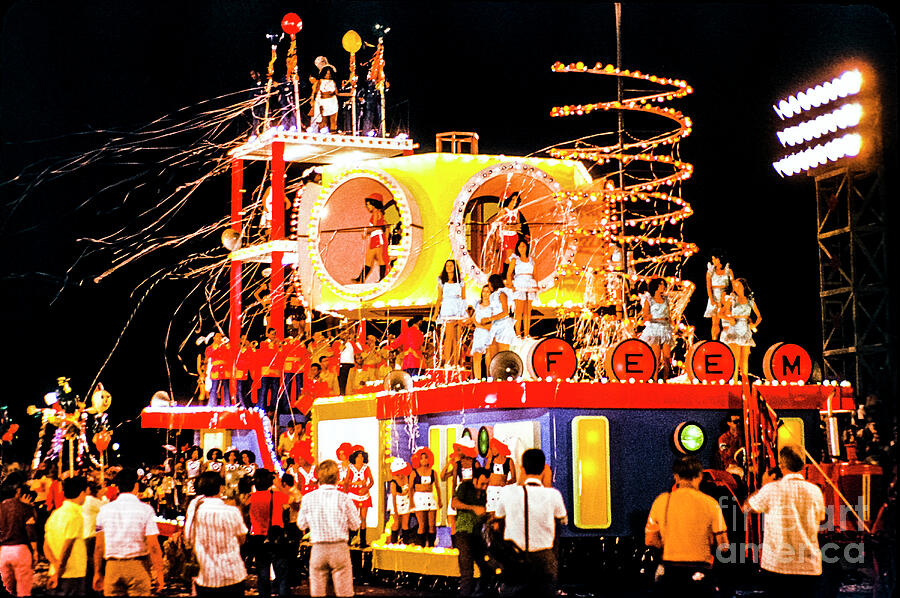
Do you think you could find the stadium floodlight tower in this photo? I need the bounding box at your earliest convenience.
[772,63,895,403]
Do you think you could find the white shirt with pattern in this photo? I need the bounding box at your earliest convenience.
[296,484,361,543]
[495,479,567,552]
[185,496,248,588]
[95,493,159,559]
[748,473,826,575]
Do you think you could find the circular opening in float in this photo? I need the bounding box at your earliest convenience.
[449,162,573,290]
[308,169,420,300]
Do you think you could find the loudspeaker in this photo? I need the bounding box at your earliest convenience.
[384,370,413,392]
[489,351,523,380]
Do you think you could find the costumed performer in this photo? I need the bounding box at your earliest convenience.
[485,437,516,513]
[387,458,412,544]
[354,194,390,283]
[441,437,477,537]
[343,446,374,548]
[506,239,538,338]
[485,274,516,368]
[436,259,467,367]
[309,57,339,133]
[496,191,529,276]
[704,250,734,340]
[639,278,674,380]
[720,278,761,382]
[468,285,494,380]
[410,446,441,547]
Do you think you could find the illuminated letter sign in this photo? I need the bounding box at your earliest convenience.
[686,340,735,382]
[605,338,656,382]
[763,343,812,383]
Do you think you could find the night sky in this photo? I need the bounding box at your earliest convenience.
[1,2,896,464]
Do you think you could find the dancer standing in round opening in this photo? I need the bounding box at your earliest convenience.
[507,239,538,338]
[468,285,494,380]
[704,250,734,340]
[639,278,674,379]
[496,191,529,275]
[720,278,762,382]
[485,274,516,368]
[436,259,467,367]
[410,447,441,547]
[354,194,389,283]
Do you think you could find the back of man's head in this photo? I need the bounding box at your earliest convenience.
[521,449,545,476]
[254,468,275,491]
[779,445,805,473]
[316,460,339,485]
[114,468,139,493]
[672,456,703,480]
[196,472,224,497]
[62,476,87,500]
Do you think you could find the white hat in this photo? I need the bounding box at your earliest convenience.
[314,56,334,72]
[390,458,408,473]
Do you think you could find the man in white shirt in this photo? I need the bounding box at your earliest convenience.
[185,471,248,594]
[296,460,361,598]
[746,444,826,598]
[494,449,567,598]
[92,468,165,595]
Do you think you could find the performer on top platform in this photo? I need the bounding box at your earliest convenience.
[353,194,390,283]
[309,58,339,133]
[468,285,494,380]
[255,328,285,413]
[704,250,734,340]
[506,239,538,338]
[720,278,762,382]
[640,278,674,379]
[436,259,467,367]
[205,333,232,406]
[232,335,255,409]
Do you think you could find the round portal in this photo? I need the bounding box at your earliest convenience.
[449,162,573,290]
[307,169,420,300]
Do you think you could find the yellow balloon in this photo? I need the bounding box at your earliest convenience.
[91,389,112,413]
[342,30,362,53]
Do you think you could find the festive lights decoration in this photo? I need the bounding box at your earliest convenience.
[547,60,697,376]
[772,69,862,120]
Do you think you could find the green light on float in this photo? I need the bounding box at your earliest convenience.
[674,422,705,454]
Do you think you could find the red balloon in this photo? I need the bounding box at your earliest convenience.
[93,431,112,453]
[1,424,18,442]
[281,13,302,35]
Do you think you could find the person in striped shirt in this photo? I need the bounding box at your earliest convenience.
[184,471,248,595]
[296,460,360,598]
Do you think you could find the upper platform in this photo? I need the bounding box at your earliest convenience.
[229,128,416,164]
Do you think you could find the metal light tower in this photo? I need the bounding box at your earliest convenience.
[772,65,896,400]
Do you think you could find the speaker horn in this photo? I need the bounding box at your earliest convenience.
[489,351,523,381]
[384,370,413,392]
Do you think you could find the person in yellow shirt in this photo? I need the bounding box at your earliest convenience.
[644,456,729,597]
[44,476,88,595]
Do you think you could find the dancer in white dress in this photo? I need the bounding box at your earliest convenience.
[704,251,734,340]
[639,278,674,379]
[311,64,339,132]
[485,274,516,369]
[506,239,539,337]
[436,259,467,366]
[720,278,762,382]
[468,285,494,379]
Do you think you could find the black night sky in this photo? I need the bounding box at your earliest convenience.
[1,2,896,464]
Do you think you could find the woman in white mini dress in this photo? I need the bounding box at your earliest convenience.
[639,278,674,379]
[720,278,762,382]
[704,250,734,340]
[485,273,516,369]
[468,284,494,380]
[436,259,467,367]
[506,239,538,338]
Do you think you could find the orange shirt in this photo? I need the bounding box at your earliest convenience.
[255,340,284,377]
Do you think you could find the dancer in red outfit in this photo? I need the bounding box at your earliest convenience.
[354,194,390,283]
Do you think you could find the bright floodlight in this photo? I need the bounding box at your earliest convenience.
[773,70,862,120]
[776,103,863,147]
[773,133,862,177]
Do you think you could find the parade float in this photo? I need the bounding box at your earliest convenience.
[132,13,885,587]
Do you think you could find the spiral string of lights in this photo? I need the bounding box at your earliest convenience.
[547,61,698,375]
